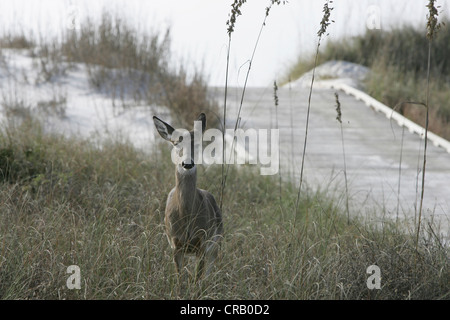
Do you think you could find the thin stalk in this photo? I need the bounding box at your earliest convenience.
[416,42,432,250]
[288,77,295,181]
[294,42,320,219]
[294,0,333,223]
[335,92,349,224]
[396,125,405,222]
[274,80,282,205]
[223,10,270,191]
[220,35,231,211]
[340,122,349,225]
[221,0,248,210]
[221,1,285,210]
[414,138,422,224]
[341,125,350,223]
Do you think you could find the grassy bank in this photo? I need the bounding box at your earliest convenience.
[0,119,448,299]
[285,22,450,140]
[0,5,448,300]
[0,13,219,129]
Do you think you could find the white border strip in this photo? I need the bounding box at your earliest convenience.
[321,82,450,153]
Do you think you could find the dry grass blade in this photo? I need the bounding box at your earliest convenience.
[334,92,349,224]
[274,80,281,204]
[417,0,442,251]
[221,0,248,209]
[221,1,286,209]
[295,0,334,221]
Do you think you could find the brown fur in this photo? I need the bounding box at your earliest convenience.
[153,113,223,278]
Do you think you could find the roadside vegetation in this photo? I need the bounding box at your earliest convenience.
[0,4,448,300]
[0,118,448,299]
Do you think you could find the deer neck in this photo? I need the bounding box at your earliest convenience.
[174,165,198,214]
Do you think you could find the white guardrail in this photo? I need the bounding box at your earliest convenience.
[320,82,450,154]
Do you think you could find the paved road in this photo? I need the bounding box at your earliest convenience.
[209,86,450,239]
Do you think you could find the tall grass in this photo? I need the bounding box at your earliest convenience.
[220,0,286,209]
[0,2,449,301]
[295,0,334,221]
[0,33,35,50]
[0,119,448,299]
[285,0,448,271]
[416,0,443,253]
[334,92,349,224]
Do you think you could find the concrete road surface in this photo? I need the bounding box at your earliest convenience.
[209,86,450,239]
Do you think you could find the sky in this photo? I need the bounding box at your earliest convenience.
[1,0,450,87]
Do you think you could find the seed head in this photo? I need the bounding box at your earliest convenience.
[273,81,279,107]
[318,1,334,38]
[426,0,443,40]
[335,92,342,123]
[266,0,288,17]
[226,0,247,36]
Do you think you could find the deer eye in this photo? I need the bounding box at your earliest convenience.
[178,136,183,142]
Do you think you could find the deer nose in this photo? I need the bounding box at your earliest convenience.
[181,160,195,169]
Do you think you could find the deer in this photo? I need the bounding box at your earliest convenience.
[153,113,223,280]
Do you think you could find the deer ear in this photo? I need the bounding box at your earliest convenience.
[153,116,175,141]
[197,113,206,133]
